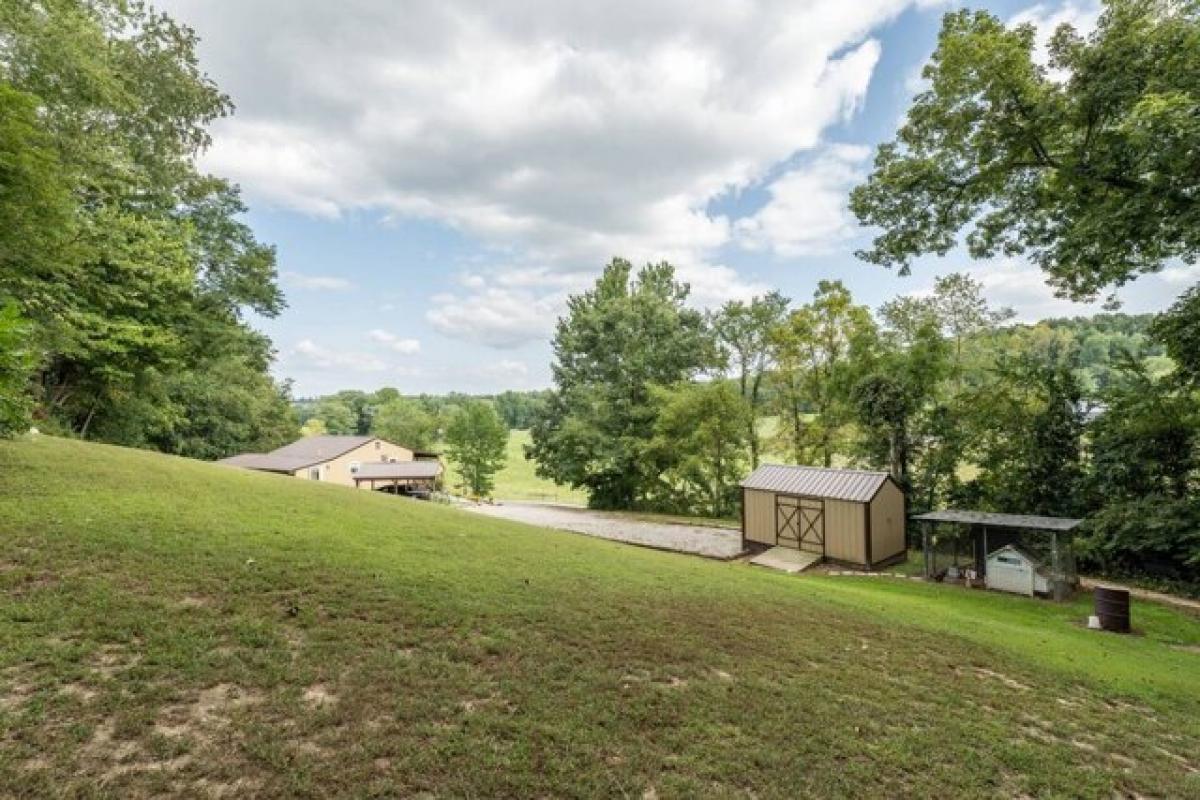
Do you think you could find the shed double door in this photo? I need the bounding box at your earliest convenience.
[775,495,825,555]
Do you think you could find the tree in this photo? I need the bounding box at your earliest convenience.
[650,381,753,517]
[850,1,1200,300]
[312,399,358,435]
[769,281,877,467]
[445,401,508,498]
[373,398,437,450]
[712,292,789,468]
[0,301,34,436]
[963,357,1086,516]
[1151,285,1200,386]
[0,0,290,454]
[300,418,328,437]
[528,259,716,509]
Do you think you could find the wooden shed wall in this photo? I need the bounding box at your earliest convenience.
[743,489,776,545]
[742,488,870,565]
[868,480,907,564]
[824,498,866,564]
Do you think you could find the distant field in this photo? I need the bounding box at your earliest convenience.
[2,435,1200,797]
[442,429,588,504]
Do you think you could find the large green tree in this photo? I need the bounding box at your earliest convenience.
[650,380,753,518]
[373,398,438,450]
[850,1,1200,299]
[712,292,789,468]
[528,259,716,509]
[445,400,508,498]
[769,281,877,467]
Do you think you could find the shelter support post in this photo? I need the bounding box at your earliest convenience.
[922,521,931,579]
[1051,531,1063,602]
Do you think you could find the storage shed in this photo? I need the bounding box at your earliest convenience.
[740,465,906,569]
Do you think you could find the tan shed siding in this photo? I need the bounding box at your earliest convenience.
[869,480,906,563]
[743,489,777,545]
[823,498,866,564]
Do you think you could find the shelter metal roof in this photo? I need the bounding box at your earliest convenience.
[354,461,443,480]
[740,464,890,504]
[910,509,1082,532]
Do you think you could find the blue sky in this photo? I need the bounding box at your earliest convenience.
[162,0,1189,397]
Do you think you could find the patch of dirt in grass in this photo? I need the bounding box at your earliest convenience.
[968,666,1032,691]
[459,695,515,714]
[177,594,213,609]
[90,645,142,679]
[0,676,34,714]
[1154,747,1200,775]
[79,717,192,782]
[154,683,263,746]
[1169,643,1200,654]
[302,684,337,709]
[59,681,99,702]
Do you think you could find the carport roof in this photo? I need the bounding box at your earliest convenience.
[740,464,891,504]
[910,510,1082,532]
[354,461,443,480]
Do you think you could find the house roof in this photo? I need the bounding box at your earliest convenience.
[910,509,1082,532]
[217,453,315,473]
[267,435,377,466]
[354,461,443,480]
[740,464,891,504]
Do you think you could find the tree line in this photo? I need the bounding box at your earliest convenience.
[526,260,1198,590]
[0,0,296,457]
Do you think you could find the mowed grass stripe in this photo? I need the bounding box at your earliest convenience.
[1,436,1198,798]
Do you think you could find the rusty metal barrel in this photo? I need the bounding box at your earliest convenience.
[1094,586,1131,633]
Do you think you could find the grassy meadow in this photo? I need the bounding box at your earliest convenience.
[1,435,1199,798]
[442,428,588,504]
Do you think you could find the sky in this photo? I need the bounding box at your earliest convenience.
[158,0,1192,397]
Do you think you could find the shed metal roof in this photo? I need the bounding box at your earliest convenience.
[354,461,443,480]
[740,464,891,504]
[910,510,1082,532]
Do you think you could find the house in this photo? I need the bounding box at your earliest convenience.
[740,464,906,570]
[219,435,441,493]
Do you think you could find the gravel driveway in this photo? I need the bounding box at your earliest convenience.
[462,502,745,559]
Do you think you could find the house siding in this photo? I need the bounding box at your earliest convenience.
[292,439,415,487]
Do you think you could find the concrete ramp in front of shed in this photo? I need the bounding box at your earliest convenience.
[749,547,822,574]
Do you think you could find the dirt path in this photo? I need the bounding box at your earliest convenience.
[461,502,744,559]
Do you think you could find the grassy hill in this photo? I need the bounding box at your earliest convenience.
[2,436,1199,798]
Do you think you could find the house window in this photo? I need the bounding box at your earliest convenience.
[308,467,321,481]
[350,461,361,475]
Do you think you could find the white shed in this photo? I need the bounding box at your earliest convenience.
[986,545,1051,597]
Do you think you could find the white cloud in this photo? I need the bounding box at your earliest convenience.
[1159,263,1200,285]
[734,144,871,257]
[427,284,565,349]
[1009,2,1101,80]
[291,339,388,372]
[281,271,355,291]
[160,0,931,326]
[368,329,422,354]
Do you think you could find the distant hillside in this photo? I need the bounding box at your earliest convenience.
[2,435,1199,797]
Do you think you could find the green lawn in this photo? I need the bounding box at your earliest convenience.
[443,428,588,504]
[2,435,1199,798]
